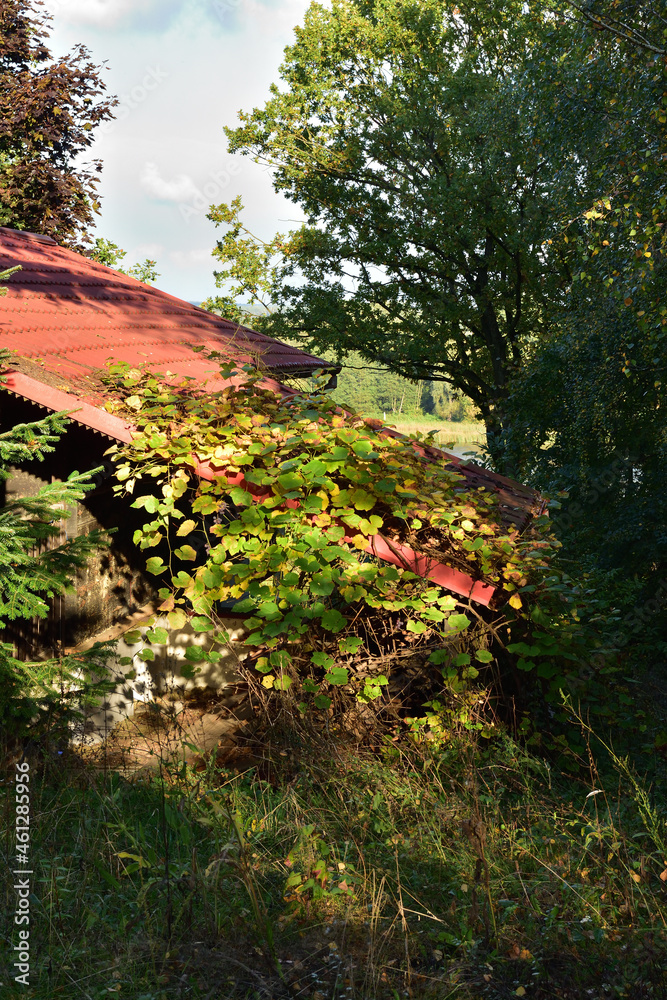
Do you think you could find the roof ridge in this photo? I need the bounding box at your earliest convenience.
[0,226,57,246]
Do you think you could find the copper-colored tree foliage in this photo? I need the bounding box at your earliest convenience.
[0,0,116,245]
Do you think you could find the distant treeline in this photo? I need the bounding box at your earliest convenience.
[202,304,479,423]
[327,352,478,422]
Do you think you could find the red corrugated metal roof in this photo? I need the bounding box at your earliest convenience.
[0,227,335,401]
[0,227,543,608]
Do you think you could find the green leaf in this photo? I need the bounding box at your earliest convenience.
[475,649,494,663]
[278,472,303,491]
[184,645,205,663]
[359,675,388,702]
[137,648,155,661]
[312,650,335,669]
[133,495,159,514]
[339,636,363,654]
[314,694,332,710]
[146,556,166,575]
[190,615,213,632]
[406,619,428,634]
[311,571,334,596]
[324,667,349,686]
[123,629,143,645]
[350,488,375,510]
[507,642,533,656]
[146,627,168,645]
[321,608,347,633]
[174,544,198,562]
[274,675,292,691]
[229,486,253,506]
[232,598,257,614]
[437,596,458,611]
[258,601,280,619]
[448,614,471,631]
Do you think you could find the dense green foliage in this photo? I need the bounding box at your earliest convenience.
[208,0,666,612]
[104,358,572,726]
[210,0,666,477]
[502,1,667,599]
[210,0,590,462]
[319,351,478,421]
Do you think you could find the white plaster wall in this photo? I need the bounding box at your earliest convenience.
[77,616,248,742]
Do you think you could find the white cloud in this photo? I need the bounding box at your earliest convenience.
[45,0,312,300]
[141,163,201,204]
[129,242,164,260]
[45,0,308,36]
[168,248,214,268]
[44,0,185,31]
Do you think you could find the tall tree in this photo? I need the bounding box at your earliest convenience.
[0,0,116,245]
[216,0,602,468]
[504,1,667,595]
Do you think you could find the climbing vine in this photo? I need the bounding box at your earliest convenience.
[106,357,561,725]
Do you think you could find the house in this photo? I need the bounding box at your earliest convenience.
[0,226,542,737]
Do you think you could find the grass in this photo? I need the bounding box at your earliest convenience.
[363,412,486,451]
[2,713,666,1000]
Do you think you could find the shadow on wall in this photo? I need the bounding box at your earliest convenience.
[77,616,248,743]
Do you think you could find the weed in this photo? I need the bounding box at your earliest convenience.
[1,714,666,998]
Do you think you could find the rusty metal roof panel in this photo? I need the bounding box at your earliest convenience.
[0,227,334,393]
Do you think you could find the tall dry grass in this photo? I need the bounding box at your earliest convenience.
[367,413,485,449]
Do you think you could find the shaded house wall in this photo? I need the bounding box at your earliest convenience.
[0,225,341,737]
[1,394,152,656]
[0,394,248,738]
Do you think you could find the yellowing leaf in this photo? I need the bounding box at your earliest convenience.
[660,869,667,882]
[630,871,641,883]
[177,519,197,536]
[509,593,523,609]
[167,609,187,630]
[516,988,526,997]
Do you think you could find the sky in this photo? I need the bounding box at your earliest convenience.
[43,0,311,302]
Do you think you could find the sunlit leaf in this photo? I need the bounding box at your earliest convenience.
[176,519,197,536]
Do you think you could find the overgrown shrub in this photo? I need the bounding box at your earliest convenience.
[105,356,586,734]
